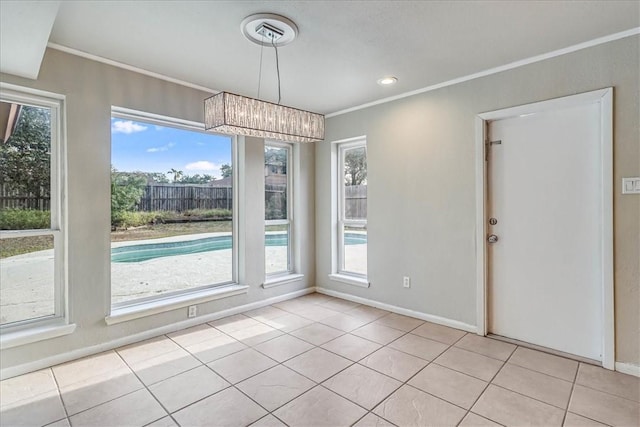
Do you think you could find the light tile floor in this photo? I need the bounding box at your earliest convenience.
[1,292,639,427]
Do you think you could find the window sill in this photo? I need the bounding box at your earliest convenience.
[106,284,249,325]
[328,274,370,288]
[1,322,76,350]
[262,273,305,289]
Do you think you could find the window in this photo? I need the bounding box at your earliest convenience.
[110,109,235,308]
[337,139,367,277]
[0,88,66,329]
[265,142,292,276]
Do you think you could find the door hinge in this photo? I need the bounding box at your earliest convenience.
[485,140,502,161]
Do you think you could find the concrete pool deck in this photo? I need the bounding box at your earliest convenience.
[0,232,366,325]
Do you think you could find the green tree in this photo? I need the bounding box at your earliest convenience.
[145,172,170,183]
[0,104,51,209]
[344,148,367,186]
[178,174,216,184]
[113,170,169,184]
[111,167,146,225]
[265,147,287,167]
[220,163,232,178]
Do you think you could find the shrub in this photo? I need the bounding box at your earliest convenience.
[0,209,50,230]
[111,211,168,229]
[111,167,147,226]
[183,209,232,219]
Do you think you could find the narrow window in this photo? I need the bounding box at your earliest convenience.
[0,89,65,328]
[265,142,292,276]
[338,140,367,277]
[110,109,234,308]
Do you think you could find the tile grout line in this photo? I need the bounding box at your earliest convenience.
[151,301,457,425]
[450,338,515,362]
[481,382,572,414]
[210,300,426,424]
[154,297,367,425]
[454,341,516,426]
[506,359,577,383]
[112,341,183,427]
[65,387,149,423]
[561,362,582,427]
[363,332,471,425]
[569,380,640,404]
[562,364,619,427]
[334,312,630,427]
[482,354,623,414]
[137,329,285,424]
[48,367,70,420]
[12,294,636,427]
[233,306,382,422]
[49,350,155,422]
[349,410,399,427]
[482,348,582,414]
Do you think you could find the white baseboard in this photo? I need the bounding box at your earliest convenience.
[615,362,640,377]
[316,287,477,333]
[7,286,633,380]
[0,287,314,380]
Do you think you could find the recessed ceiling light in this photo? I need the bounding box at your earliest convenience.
[377,76,398,86]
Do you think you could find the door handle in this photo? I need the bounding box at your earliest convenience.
[487,234,499,243]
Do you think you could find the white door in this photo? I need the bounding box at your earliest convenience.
[487,101,603,361]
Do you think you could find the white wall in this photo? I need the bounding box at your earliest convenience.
[315,36,640,365]
[0,48,316,375]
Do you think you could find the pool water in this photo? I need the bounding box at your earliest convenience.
[112,233,366,263]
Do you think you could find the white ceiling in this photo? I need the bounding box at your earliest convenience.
[0,1,59,79]
[1,1,639,115]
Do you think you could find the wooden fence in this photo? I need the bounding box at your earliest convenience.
[0,185,50,210]
[137,184,232,212]
[265,184,286,219]
[0,183,368,216]
[345,185,367,219]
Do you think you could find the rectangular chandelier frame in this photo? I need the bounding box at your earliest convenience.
[204,92,325,143]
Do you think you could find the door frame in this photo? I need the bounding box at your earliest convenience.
[474,88,614,369]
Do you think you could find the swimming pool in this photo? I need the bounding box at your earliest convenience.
[112,233,366,263]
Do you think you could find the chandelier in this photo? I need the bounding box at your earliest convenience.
[205,14,325,143]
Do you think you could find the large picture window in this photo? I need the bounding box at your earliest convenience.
[110,109,234,308]
[337,139,367,277]
[0,88,65,328]
[265,142,292,276]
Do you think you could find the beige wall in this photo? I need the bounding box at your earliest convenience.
[1,36,638,374]
[0,48,316,373]
[316,36,640,365]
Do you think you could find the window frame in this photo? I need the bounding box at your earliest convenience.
[336,138,367,279]
[0,84,68,333]
[109,107,238,310]
[264,140,294,277]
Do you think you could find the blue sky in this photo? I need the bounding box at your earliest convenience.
[111,118,231,179]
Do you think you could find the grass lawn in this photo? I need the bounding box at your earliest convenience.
[0,235,54,258]
[111,221,232,242]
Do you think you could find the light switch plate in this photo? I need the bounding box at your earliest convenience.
[622,177,640,194]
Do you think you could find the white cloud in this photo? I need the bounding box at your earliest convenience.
[111,120,148,134]
[146,142,175,153]
[185,161,217,171]
[154,125,164,131]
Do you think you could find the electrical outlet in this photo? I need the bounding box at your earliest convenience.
[403,276,411,288]
[188,305,197,318]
